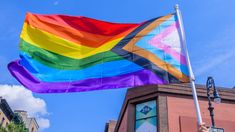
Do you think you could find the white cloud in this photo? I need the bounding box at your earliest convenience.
[37,118,50,129]
[0,85,50,130]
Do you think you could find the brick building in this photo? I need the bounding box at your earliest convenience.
[15,110,39,132]
[106,83,235,132]
[0,97,39,132]
[105,120,117,132]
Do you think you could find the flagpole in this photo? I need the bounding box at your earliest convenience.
[174,4,203,125]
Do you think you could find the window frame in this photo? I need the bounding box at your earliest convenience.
[134,98,158,132]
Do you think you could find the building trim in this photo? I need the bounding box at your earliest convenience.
[0,97,14,121]
[158,95,168,132]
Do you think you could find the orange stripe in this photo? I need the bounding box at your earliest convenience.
[25,13,139,48]
[124,46,189,82]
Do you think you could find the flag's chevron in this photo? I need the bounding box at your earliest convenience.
[112,14,189,83]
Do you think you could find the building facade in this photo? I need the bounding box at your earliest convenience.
[112,83,235,132]
[0,97,39,132]
[105,120,117,132]
[15,110,39,132]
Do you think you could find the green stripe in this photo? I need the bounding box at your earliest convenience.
[20,40,124,70]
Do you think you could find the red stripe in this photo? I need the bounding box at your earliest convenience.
[27,13,139,36]
[25,13,139,48]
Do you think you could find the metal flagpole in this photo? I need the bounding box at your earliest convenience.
[174,4,203,125]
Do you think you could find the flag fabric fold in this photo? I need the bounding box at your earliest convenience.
[8,13,189,93]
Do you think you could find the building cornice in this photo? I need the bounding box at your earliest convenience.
[0,98,14,121]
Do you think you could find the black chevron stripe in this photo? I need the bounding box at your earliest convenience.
[111,16,182,84]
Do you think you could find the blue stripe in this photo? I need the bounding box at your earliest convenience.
[20,52,143,82]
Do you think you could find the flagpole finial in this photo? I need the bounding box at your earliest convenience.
[174,4,179,10]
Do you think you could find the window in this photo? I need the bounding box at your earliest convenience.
[31,127,34,132]
[135,100,157,132]
[1,117,5,126]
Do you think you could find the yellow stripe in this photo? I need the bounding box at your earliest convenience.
[21,23,123,59]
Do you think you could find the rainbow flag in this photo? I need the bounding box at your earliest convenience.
[8,13,189,93]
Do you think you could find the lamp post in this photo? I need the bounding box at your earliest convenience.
[206,77,221,128]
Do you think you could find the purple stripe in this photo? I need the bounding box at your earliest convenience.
[8,60,166,93]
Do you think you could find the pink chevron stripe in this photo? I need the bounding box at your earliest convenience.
[148,22,187,65]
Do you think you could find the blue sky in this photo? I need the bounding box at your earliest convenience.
[0,0,235,131]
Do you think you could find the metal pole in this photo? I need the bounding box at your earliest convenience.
[174,4,203,125]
